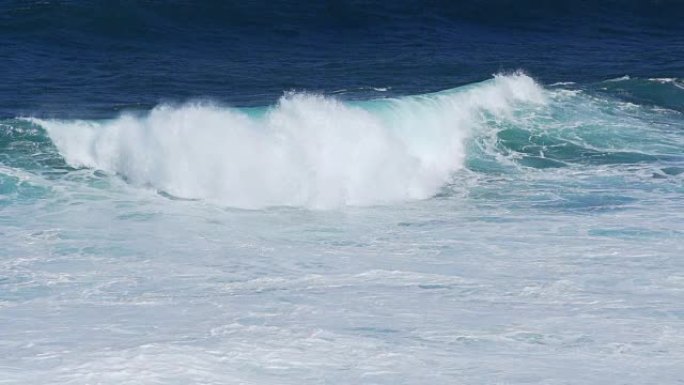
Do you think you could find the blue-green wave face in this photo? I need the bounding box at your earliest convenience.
[471,78,684,170]
[2,73,683,209]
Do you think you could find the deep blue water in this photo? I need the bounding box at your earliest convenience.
[2,0,683,117]
[2,2,684,384]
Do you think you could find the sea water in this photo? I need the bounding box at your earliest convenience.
[1,1,683,384]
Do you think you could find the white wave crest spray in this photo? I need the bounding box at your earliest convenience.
[33,73,545,208]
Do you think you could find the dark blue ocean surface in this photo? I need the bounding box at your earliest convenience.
[2,2,684,384]
[1,0,683,117]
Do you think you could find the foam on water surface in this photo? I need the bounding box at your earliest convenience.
[30,74,544,208]
[1,74,683,384]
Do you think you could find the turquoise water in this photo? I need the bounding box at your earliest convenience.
[1,74,683,383]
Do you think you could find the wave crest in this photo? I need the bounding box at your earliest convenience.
[31,73,545,208]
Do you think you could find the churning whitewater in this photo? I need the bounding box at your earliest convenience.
[3,1,684,383]
[2,72,684,384]
[30,73,545,208]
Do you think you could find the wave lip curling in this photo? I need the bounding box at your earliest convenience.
[32,73,545,209]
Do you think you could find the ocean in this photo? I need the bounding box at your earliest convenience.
[1,1,683,383]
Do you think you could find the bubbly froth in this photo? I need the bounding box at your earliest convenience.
[32,73,545,208]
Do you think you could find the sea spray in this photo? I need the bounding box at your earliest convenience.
[32,73,545,208]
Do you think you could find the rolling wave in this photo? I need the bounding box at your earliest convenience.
[590,76,684,113]
[29,74,543,208]
[2,73,682,209]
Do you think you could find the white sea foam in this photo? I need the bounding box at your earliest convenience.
[549,81,576,86]
[606,75,631,82]
[647,77,678,84]
[4,71,684,384]
[31,73,545,209]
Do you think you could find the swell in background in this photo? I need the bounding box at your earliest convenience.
[1,0,683,118]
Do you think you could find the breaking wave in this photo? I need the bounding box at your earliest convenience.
[30,73,545,208]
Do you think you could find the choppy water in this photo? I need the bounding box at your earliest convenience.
[1,1,684,384]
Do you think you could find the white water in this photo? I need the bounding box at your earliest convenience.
[3,74,684,384]
[33,73,545,209]
[1,174,683,384]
